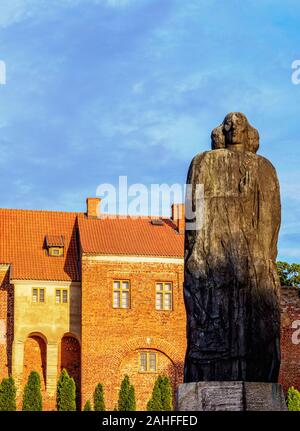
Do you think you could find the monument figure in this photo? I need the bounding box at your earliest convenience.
[184,112,281,384]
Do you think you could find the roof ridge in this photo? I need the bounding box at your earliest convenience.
[0,208,174,220]
[90,215,172,220]
[0,208,83,215]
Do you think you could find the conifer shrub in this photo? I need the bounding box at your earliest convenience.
[93,383,106,411]
[118,375,136,411]
[287,386,300,411]
[83,400,92,411]
[147,377,163,411]
[160,376,173,410]
[147,375,173,411]
[0,376,16,411]
[56,368,76,411]
[22,371,42,411]
[128,384,136,411]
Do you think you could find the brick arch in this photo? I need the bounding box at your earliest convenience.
[61,331,81,345]
[115,338,182,410]
[109,336,182,373]
[23,333,47,390]
[25,331,48,344]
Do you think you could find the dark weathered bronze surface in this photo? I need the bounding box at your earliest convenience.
[184,113,281,383]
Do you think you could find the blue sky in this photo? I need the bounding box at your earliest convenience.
[0,0,299,262]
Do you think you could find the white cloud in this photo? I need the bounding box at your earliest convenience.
[0,0,136,28]
[13,179,33,194]
[102,0,134,6]
[132,81,144,95]
[143,114,208,157]
[0,0,38,28]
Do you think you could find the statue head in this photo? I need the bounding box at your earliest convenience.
[211,112,259,153]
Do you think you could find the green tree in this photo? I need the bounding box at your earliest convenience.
[128,384,136,411]
[147,376,173,411]
[118,375,136,411]
[0,376,16,411]
[277,261,300,287]
[287,386,300,411]
[93,383,106,411]
[22,371,42,411]
[160,376,173,411]
[147,377,163,411]
[83,400,92,411]
[56,369,76,411]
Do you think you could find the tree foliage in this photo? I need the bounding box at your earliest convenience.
[93,383,106,411]
[147,376,173,411]
[0,376,16,411]
[160,376,173,410]
[287,386,300,411]
[277,261,300,287]
[56,368,76,411]
[22,371,42,411]
[117,375,136,411]
[83,400,92,411]
[128,384,136,411]
[147,377,162,411]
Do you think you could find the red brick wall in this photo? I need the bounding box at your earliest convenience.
[23,335,47,390]
[0,269,13,381]
[120,350,176,410]
[279,286,300,393]
[59,335,81,409]
[81,258,186,410]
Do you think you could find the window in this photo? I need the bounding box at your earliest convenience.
[45,235,64,257]
[113,280,130,309]
[139,352,157,372]
[49,247,64,257]
[156,282,172,310]
[56,289,68,304]
[32,288,45,303]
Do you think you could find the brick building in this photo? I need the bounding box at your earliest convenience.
[0,198,185,410]
[0,197,299,410]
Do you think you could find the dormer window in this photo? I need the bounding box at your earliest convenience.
[45,235,64,257]
[49,247,63,257]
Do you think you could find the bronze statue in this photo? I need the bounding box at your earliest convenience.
[184,112,281,383]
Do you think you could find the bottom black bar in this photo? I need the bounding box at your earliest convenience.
[0,411,295,430]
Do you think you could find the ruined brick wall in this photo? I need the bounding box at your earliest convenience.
[81,258,185,410]
[279,286,300,393]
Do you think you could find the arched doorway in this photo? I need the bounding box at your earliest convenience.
[60,334,81,409]
[23,333,47,390]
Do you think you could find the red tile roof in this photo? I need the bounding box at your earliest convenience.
[78,216,184,257]
[0,209,184,281]
[0,209,82,281]
[45,235,65,247]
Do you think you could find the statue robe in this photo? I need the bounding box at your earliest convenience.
[184,148,281,382]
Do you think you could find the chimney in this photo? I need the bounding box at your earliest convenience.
[86,197,101,219]
[171,203,185,234]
